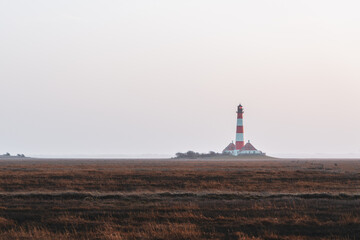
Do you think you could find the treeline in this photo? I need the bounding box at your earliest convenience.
[1,153,26,158]
[175,151,228,159]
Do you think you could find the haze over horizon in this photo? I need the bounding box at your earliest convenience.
[1,1,360,158]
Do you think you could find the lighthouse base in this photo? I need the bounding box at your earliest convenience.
[222,141,265,156]
[233,150,264,156]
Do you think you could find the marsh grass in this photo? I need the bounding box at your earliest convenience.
[0,159,359,239]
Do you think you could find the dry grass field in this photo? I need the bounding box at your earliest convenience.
[0,158,359,239]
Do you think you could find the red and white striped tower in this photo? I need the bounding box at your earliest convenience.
[235,104,245,151]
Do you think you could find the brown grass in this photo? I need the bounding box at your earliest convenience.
[0,158,359,239]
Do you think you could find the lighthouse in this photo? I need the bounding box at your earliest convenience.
[235,104,245,152]
[222,104,265,156]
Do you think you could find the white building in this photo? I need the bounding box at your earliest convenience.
[223,140,265,156]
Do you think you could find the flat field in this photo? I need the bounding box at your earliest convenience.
[0,158,359,239]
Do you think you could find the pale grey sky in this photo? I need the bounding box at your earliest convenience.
[1,0,359,157]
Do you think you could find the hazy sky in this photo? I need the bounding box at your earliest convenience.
[1,0,359,157]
